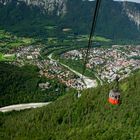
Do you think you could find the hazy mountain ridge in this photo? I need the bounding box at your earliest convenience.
[0,0,140,39]
[0,0,67,16]
[122,1,140,30]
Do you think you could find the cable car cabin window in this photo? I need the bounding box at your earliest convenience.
[115,96,117,99]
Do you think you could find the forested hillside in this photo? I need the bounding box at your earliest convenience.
[0,62,66,107]
[0,70,140,140]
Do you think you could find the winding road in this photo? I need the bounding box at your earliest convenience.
[48,53,98,88]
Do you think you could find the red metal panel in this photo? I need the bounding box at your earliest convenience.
[108,98,119,105]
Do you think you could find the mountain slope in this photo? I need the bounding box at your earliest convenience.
[0,0,67,16]
[0,62,66,107]
[0,70,140,140]
[0,0,140,40]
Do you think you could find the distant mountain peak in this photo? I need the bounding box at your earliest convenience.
[0,0,67,16]
[122,2,140,30]
[0,0,140,39]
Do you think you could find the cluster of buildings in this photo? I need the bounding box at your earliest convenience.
[39,82,51,91]
[61,50,83,60]
[62,45,140,83]
[10,46,86,89]
[7,44,140,88]
[16,45,40,60]
[39,59,85,90]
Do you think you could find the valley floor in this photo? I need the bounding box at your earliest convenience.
[48,53,98,89]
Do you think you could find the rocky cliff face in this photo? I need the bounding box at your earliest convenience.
[0,0,67,16]
[0,0,140,40]
[122,2,140,30]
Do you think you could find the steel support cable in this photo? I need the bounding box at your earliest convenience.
[82,0,102,80]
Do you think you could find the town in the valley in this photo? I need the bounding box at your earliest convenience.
[62,45,140,83]
[5,44,140,89]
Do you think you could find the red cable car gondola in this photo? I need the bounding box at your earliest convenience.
[108,76,121,105]
[109,90,120,105]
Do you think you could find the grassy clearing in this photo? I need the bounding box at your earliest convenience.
[0,53,15,61]
[0,53,4,61]
[77,35,111,42]
[94,36,111,42]
[0,29,35,52]
[59,58,96,79]
[44,26,57,30]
